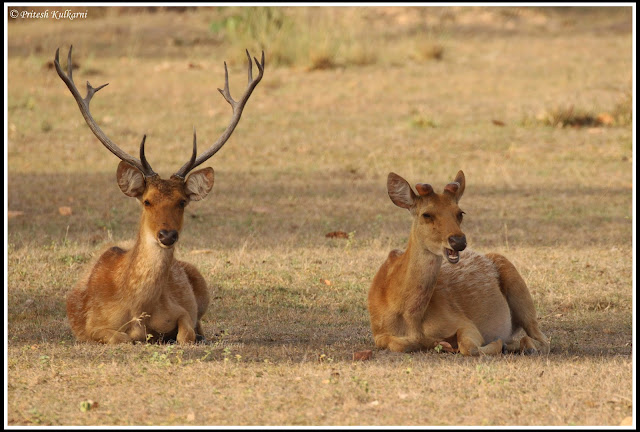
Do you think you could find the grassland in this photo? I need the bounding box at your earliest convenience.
[5,6,634,427]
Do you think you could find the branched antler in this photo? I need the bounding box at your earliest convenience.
[173,50,265,178]
[55,46,265,179]
[54,45,156,177]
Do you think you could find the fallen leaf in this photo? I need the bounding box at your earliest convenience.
[353,350,373,361]
[325,231,349,239]
[8,210,24,219]
[251,206,271,214]
[154,61,171,72]
[596,112,614,126]
[58,206,73,216]
[492,119,505,126]
[434,341,458,353]
[190,249,214,255]
[80,400,98,412]
[619,417,632,426]
[322,279,332,286]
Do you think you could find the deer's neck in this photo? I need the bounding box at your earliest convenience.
[122,230,175,301]
[402,236,443,315]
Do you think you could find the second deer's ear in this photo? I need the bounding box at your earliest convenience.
[185,167,214,201]
[448,170,465,203]
[387,172,417,210]
[116,161,146,198]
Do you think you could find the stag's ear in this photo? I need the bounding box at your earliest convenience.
[185,167,214,201]
[117,161,146,198]
[443,170,465,203]
[387,172,417,210]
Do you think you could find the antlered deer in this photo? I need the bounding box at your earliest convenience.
[368,171,550,355]
[55,46,264,344]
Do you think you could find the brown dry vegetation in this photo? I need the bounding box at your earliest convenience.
[6,6,634,427]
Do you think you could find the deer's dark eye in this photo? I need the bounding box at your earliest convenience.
[178,200,187,209]
[422,213,433,220]
[143,200,151,207]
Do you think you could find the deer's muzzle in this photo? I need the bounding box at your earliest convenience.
[444,235,467,264]
[158,230,179,247]
[448,235,467,252]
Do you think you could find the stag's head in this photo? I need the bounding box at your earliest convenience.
[387,171,467,263]
[115,137,214,248]
[54,46,264,249]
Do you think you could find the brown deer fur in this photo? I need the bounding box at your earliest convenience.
[66,163,213,344]
[368,171,550,355]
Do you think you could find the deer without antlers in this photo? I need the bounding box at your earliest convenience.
[56,46,264,344]
[368,171,550,355]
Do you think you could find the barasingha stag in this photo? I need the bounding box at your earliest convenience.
[55,46,264,344]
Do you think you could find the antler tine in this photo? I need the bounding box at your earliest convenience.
[246,49,253,84]
[54,46,155,177]
[172,128,198,180]
[189,127,198,169]
[65,46,73,83]
[139,135,157,176]
[173,49,265,178]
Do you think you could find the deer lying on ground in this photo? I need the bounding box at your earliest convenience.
[368,171,549,355]
[55,46,264,344]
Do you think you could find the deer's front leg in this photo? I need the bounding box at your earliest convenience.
[374,333,424,352]
[147,291,197,344]
[176,312,196,344]
[503,335,548,355]
[127,319,149,342]
[456,325,502,356]
[374,312,428,352]
[147,304,195,344]
[87,310,144,344]
[91,328,132,344]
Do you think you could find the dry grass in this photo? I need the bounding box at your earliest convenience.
[6,5,634,427]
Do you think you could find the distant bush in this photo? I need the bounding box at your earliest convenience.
[209,7,378,70]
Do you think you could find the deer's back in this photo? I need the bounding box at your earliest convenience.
[67,246,129,340]
[367,249,406,318]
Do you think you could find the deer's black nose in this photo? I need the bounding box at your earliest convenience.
[158,230,179,246]
[448,235,467,252]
